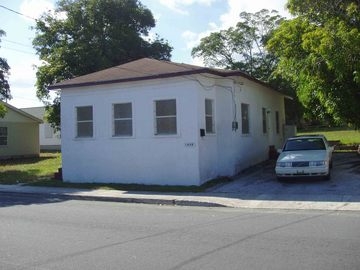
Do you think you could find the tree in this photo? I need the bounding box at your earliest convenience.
[33,0,172,128]
[192,9,284,81]
[0,29,10,118]
[267,0,360,127]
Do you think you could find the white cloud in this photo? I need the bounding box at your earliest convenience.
[20,0,55,20]
[159,0,216,15]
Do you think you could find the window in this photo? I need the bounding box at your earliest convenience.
[262,108,267,134]
[113,103,133,137]
[155,99,177,135]
[275,111,280,134]
[205,99,215,134]
[76,106,93,138]
[0,127,7,145]
[241,103,249,134]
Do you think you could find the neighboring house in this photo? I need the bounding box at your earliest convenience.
[49,58,288,186]
[0,101,42,159]
[22,107,61,151]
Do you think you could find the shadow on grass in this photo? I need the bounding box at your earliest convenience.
[0,155,58,166]
[0,170,46,184]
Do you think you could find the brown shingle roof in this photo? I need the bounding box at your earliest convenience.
[48,58,271,90]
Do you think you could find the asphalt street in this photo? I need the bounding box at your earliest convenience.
[1,195,360,270]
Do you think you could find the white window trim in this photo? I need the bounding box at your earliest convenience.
[205,98,216,135]
[112,102,134,138]
[153,98,179,137]
[75,105,94,140]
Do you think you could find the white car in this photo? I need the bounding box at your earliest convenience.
[275,135,334,180]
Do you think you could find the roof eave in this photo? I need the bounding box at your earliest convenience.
[0,101,43,123]
[48,68,246,90]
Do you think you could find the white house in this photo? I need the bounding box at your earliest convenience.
[21,107,61,151]
[49,58,288,186]
[0,101,42,159]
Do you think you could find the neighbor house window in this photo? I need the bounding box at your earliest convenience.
[0,127,7,146]
[154,99,177,135]
[262,108,267,134]
[76,106,93,138]
[113,103,133,137]
[241,103,249,134]
[275,111,280,134]
[205,99,215,134]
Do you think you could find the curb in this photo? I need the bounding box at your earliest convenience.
[0,191,226,208]
[2,188,360,211]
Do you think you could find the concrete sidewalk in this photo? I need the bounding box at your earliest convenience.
[1,184,360,211]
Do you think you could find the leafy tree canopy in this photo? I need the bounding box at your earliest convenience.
[33,0,173,127]
[192,9,284,82]
[267,0,360,127]
[0,29,10,118]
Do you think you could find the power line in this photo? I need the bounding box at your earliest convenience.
[3,39,33,49]
[0,4,36,21]
[0,46,35,55]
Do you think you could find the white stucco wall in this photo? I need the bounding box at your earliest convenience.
[61,78,201,185]
[61,75,286,186]
[197,76,286,183]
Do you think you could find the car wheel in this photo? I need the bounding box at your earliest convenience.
[324,170,331,180]
[277,176,287,182]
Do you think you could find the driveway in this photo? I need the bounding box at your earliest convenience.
[210,153,360,202]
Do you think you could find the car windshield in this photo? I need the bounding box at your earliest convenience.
[283,138,326,151]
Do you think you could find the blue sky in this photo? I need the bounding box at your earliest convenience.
[0,0,289,108]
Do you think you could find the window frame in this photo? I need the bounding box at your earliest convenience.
[205,99,215,134]
[275,111,280,134]
[0,126,8,146]
[76,105,94,138]
[112,102,133,138]
[154,98,177,136]
[241,103,250,135]
[262,107,267,134]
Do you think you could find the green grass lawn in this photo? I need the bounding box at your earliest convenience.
[0,152,61,184]
[297,128,360,145]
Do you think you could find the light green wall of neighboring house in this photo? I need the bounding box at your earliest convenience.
[0,102,41,159]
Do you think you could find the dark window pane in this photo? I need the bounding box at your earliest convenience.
[114,103,132,119]
[276,111,280,134]
[206,116,214,133]
[156,100,176,116]
[77,122,93,137]
[0,127,7,145]
[114,120,132,136]
[205,99,213,115]
[156,117,177,135]
[241,103,249,134]
[0,137,7,145]
[262,108,267,133]
[0,127,7,136]
[77,106,93,121]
